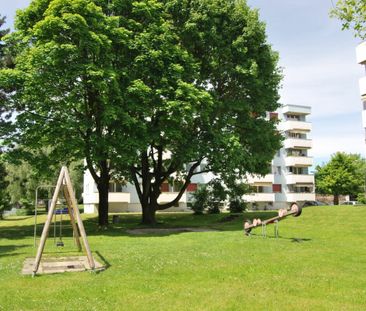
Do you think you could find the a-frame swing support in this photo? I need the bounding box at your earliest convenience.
[32,166,95,276]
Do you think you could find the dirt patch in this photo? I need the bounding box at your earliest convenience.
[126,227,217,235]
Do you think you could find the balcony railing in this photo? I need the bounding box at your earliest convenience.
[285,156,313,167]
[282,105,311,115]
[359,76,366,97]
[286,174,314,184]
[284,138,312,149]
[356,42,366,65]
[286,193,316,202]
[246,174,274,184]
[244,193,275,202]
[281,121,312,132]
[83,192,131,204]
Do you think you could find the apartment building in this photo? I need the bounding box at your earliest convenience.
[243,104,315,210]
[356,42,366,138]
[83,104,315,213]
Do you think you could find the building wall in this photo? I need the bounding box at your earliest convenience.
[82,105,315,213]
[356,42,366,141]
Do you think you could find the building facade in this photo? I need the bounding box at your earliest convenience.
[83,104,315,213]
[356,42,366,140]
[243,104,315,210]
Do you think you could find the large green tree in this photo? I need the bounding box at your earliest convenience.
[1,0,142,227]
[2,0,282,226]
[126,0,282,224]
[315,152,366,205]
[330,0,366,39]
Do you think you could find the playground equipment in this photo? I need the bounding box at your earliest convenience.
[244,202,302,237]
[23,166,103,276]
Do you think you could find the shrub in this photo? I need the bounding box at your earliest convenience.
[357,193,366,204]
[190,186,209,215]
[207,201,221,214]
[15,208,33,216]
[229,199,247,213]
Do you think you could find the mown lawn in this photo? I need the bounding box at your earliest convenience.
[1,205,366,311]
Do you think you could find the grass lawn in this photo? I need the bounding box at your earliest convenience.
[1,205,366,310]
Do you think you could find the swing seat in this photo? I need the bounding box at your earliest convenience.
[56,241,64,247]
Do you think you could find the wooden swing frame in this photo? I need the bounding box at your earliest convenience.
[31,166,95,276]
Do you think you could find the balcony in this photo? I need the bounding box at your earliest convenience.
[356,42,366,65]
[282,121,312,132]
[359,76,366,97]
[362,110,366,128]
[282,105,311,115]
[158,192,187,203]
[286,193,316,202]
[246,174,274,185]
[284,138,312,149]
[244,193,275,202]
[286,174,314,184]
[83,192,131,204]
[285,156,313,167]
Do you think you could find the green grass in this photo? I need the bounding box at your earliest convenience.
[1,205,366,310]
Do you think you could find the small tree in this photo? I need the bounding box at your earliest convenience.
[330,0,366,39]
[315,152,366,205]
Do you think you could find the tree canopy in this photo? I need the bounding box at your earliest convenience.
[1,0,282,225]
[330,0,366,39]
[315,152,366,205]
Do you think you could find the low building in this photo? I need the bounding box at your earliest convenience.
[83,104,315,213]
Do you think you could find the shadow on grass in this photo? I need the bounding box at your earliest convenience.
[1,211,281,239]
[0,244,29,258]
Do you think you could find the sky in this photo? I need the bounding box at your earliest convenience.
[1,0,365,169]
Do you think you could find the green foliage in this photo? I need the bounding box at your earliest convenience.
[229,199,247,213]
[330,0,366,39]
[0,154,10,218]
[1,0,282,225]
[5,157,84,208]
[357,192,366,204]
[190,185,210,215]
[315,152,366,204]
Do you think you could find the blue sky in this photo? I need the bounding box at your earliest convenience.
[1,0,365,168]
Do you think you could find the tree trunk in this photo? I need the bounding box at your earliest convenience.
[334,194,339,205]
[141,203,157,225]
[97,166,110,227]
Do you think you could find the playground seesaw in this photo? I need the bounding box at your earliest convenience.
[244,202,302,236]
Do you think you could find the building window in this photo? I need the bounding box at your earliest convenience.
[109,182,126,193]
[187,183,198,192]
[272,184,282,193]
[277,166,281,175]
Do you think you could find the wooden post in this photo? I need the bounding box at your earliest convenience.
[63,186,82,252]
[63,167,95,270]
[32,167,66,275]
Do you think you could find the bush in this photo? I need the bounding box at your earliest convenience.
[229,199,247,213]
[357,193,366,204]
[15,208,33,216]
[190,186,209,215]
[207,201,221,214]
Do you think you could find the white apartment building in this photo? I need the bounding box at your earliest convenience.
[83,104,315,213]
[356,42,366,137]
[244,104,315,210]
